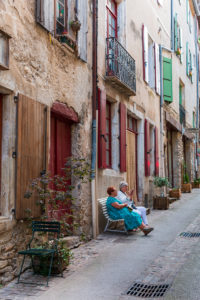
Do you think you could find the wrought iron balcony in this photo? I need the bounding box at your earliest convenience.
[179,104,186,127]
[105,37,136,96]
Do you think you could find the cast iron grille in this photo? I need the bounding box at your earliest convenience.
[180,232,200,237]
[106,37,136,96]
[126,282,170,298]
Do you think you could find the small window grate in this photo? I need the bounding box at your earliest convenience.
[180,232,200,238]
[126,282,170,298]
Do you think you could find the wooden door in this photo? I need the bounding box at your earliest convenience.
[49,113,71,219]
[126,130,137,204]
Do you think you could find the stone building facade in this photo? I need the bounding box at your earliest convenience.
[0,0,93,284]
[96,0,199,233]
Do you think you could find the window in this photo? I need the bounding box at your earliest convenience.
[142,25,160,94]
[148,36,155,89]
[186,42,193,82]
[106,102,112,168]
[127,115,137,133]
[174,14,182,62]
[0,29,10,70]
[107,0,117,38]
[56,0,67,35]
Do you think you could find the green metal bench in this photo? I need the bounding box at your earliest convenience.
[17,221,61,286]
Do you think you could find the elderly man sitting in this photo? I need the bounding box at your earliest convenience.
[117,181,149,226]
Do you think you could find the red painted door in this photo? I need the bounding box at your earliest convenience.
[49,113,71,220]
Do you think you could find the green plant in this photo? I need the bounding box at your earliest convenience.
[194,178,200,184]
[183,173,190,184]
[24,157,91,236]
[153,177,169,188]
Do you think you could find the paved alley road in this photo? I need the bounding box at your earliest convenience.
[1,190,200,300]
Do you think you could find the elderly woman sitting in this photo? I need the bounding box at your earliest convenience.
[117,181,149,226]
[106,186,153,235]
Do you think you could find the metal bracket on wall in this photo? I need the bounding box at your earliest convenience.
[12,151,17,158]
[14,95,18,103]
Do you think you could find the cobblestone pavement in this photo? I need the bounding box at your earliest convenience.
[1,191,200,299]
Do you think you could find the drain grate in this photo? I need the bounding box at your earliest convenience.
[126,282,170,298]
[180,232,200,238]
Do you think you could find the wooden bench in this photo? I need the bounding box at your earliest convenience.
[98,198,128,234]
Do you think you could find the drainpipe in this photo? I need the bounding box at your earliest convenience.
[91,0,98,238]
[195,18,199,178]
[171,0,174,51]
[159,45,164,177]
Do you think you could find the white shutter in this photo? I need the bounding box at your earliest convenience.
[155,43,160,95]
[157,0,163,6]
[143,25,149,83]
[117,0,126,47]
[77,0,88,62]
[36,0,54,33]
[180,28,183,63]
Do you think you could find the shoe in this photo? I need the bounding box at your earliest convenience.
[143,227,154,236]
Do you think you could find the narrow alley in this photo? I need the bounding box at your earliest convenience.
[0,190,200,300]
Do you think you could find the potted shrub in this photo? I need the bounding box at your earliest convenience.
[153,177,169,210]
[182,172,192,193]
[192,178,200,189]
[24,157,91,275]
[176,48,181,56]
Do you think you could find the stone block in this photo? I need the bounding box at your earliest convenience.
[0,260,8,269]
[61,236,80,249]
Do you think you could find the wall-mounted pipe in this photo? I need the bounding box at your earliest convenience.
[91,0,98,238]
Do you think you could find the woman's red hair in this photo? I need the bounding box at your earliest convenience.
[107,186,116,195]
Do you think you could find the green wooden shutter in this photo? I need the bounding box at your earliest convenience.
[174,14,178,52]
[186,42,189,75]
[163,57,173,102]
[179,85,182,105]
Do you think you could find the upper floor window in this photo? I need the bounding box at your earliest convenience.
[186,42,193,82]
[174,14,183,62]
[107,0,117,38]
[0,29,10,70]
[56,0,67,35]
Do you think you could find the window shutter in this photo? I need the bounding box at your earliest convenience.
[117,1,126,47]
[179,28,183,63]
[144,119,150,177]
[98,89,107,169]
[120,102,126,173]
[36,0,54,33]
[77,0,88,62]
[155,127,159,176]
[163,57,173,102]
[186,42,189,75]
[190,51,193,83]
[186,0,189,24]
[16,94,49,219]
[174,14,178,52]
[142,25,149,83]
[155,43,160,95]
[189,9,191,32]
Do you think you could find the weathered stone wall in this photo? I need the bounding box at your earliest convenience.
[173,132,183,188]
[0,0,93,284]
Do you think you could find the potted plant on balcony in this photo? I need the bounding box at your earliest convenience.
[153,177,169,210]
[192,178,200,189]
[169,187,181,199]
[189,70,192,78]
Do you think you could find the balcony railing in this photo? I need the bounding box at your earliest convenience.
[105,37,136,96]
[179,104,186,126]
